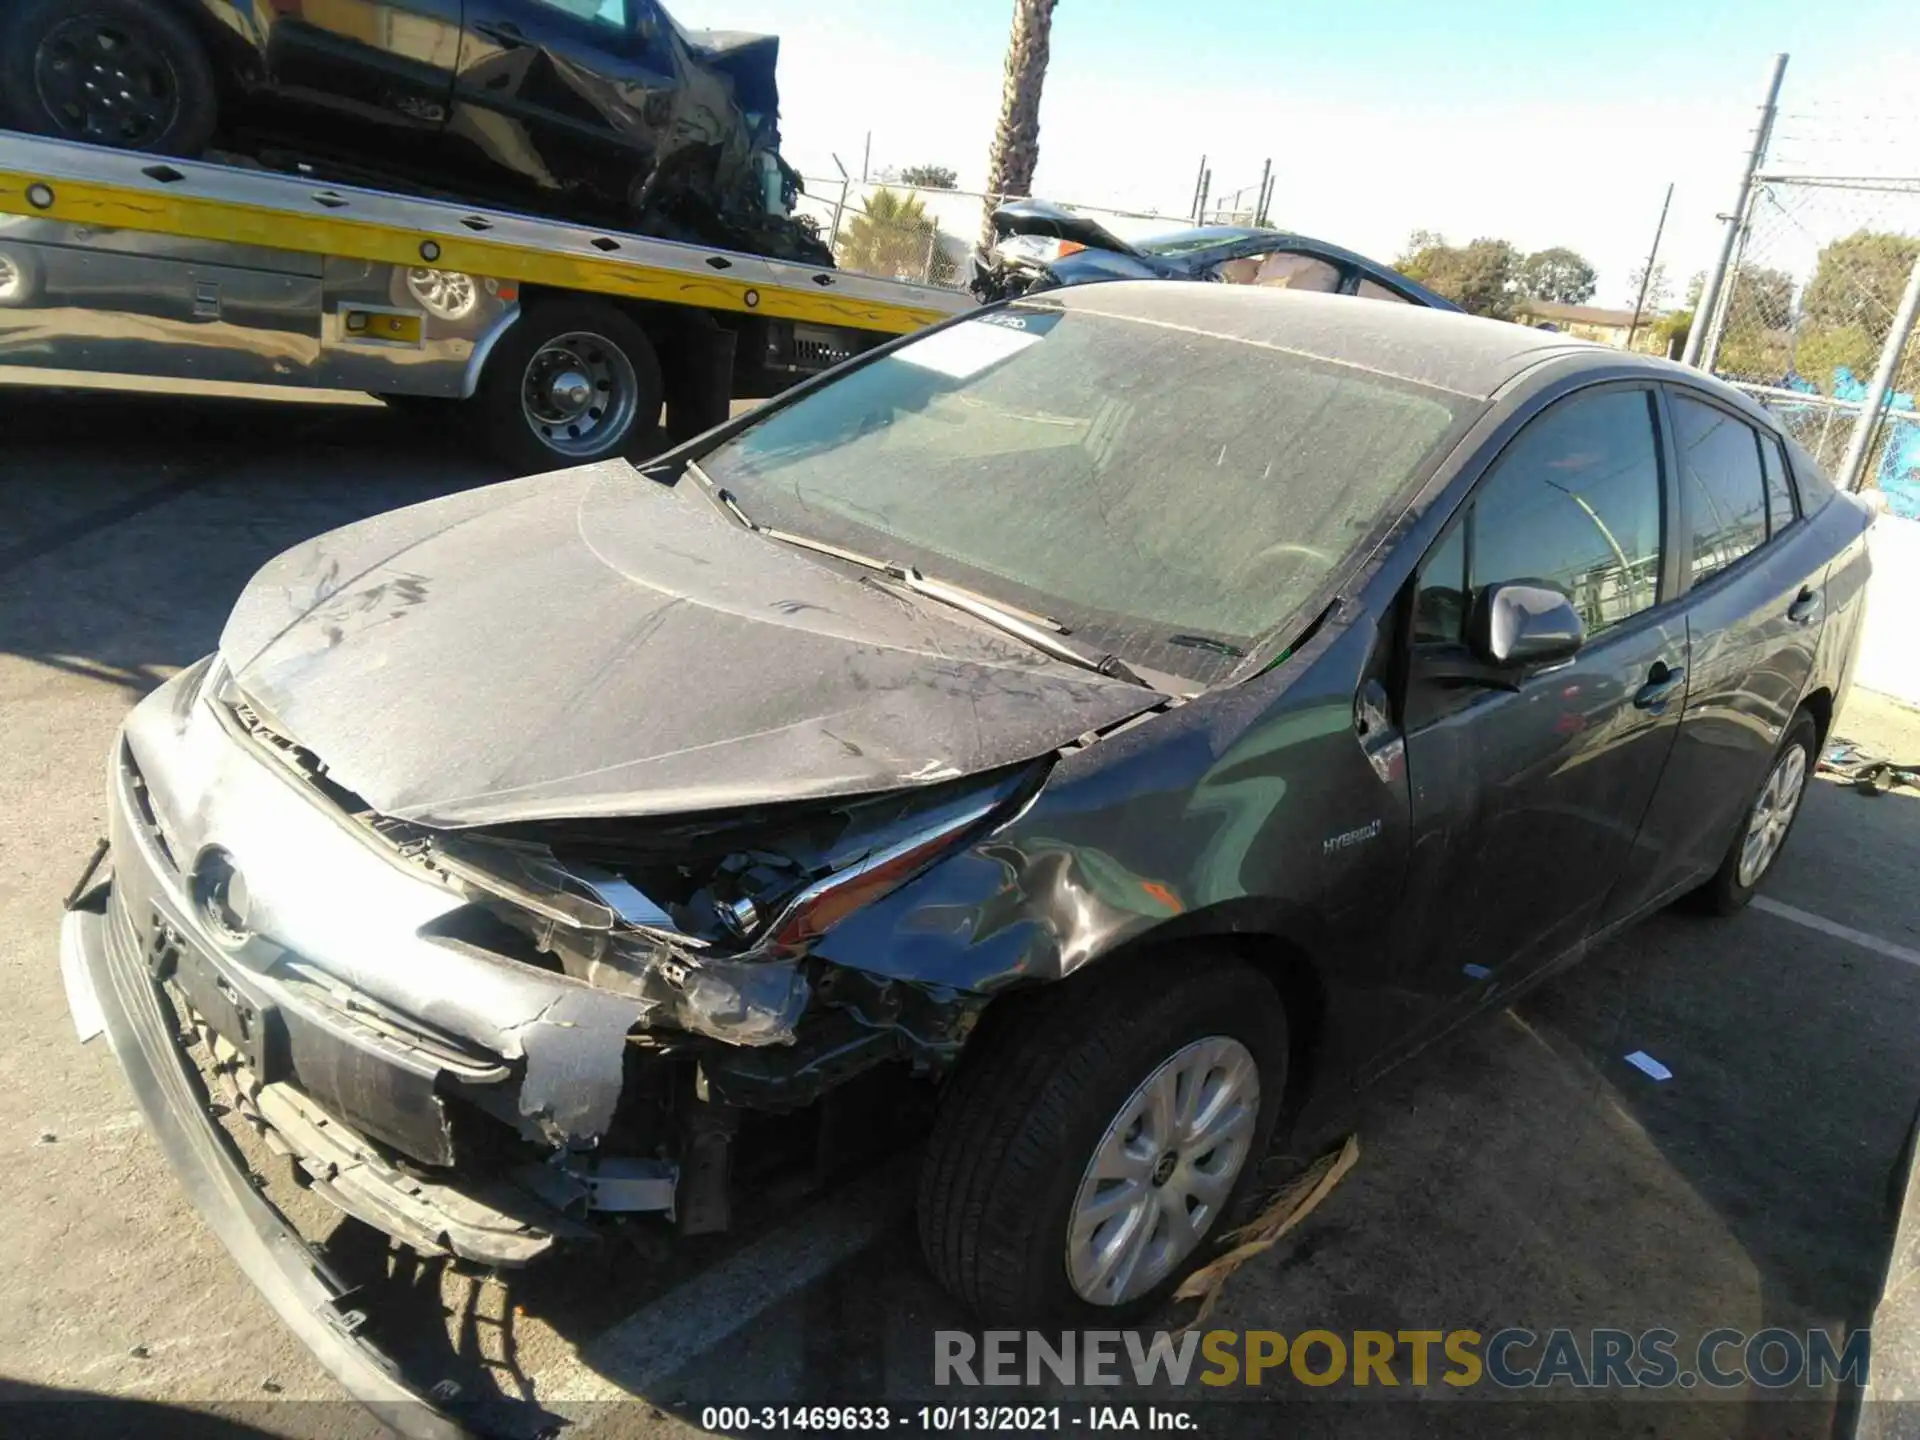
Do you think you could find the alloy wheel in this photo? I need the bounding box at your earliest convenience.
[1737,741,1809,888]
[1065,1035,1260,1306]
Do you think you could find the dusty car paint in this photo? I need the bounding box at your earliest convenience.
[218,466,1159,827]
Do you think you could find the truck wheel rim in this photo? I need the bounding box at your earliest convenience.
[521,332,639,459]
[1066,1034,1259,1306]
[34,19,179,148]
[0,255,20,302]
[1738,742,1808,887]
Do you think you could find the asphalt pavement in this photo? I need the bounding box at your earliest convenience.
[3,373,1919,1439]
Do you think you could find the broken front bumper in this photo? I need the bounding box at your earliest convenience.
[59,893,466,1438]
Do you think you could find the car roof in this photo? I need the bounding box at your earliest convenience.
[1034,282,1602,399]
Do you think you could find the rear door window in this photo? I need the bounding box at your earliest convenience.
[1672,394,1770,582]
[1760,434,1798,537]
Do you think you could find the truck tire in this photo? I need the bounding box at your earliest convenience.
[918,955,1287,1326]
[474,301,664,473]
[1,0,219,156]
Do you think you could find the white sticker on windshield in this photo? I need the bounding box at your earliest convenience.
[893,319,1042,379]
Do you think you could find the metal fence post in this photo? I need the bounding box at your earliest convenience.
[1837,248,1920,491]
[1684,52,1788,370]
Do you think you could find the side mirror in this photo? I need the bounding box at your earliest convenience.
[1470,582,1584,667]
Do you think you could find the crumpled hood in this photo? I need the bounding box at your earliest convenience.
[219,463,1156,829]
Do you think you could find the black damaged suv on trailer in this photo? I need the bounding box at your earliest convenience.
[0,0,829,263]
[62,284,1873,1416]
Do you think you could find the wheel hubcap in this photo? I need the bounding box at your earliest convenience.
[34,20,179,147]
[519,332,639,459]
[0,255,19,302]
[1066,1035,1260,1307]
[1737,742,1808,888]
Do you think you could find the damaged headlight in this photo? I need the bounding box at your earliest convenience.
[992,234,1088,268]
[442,767,1039,1044]
[585,939,811,1046]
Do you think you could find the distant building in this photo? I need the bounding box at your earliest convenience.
[1512,300,1675,356]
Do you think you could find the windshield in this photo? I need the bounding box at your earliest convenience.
[696,303,1473,683]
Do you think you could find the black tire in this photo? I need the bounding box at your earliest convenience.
[472,300,663,473]
[1694,709,1818,916]
[1,0,219,156]
[918,954,1288,1326]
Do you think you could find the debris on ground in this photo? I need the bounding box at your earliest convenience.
[1625,1051,1673,1081]
[1174,1134,1360,1329]
[1821,741,1919,797]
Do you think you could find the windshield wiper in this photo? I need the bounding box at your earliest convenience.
[699,473,1146,686]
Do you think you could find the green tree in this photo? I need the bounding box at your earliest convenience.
[1397,233,1522,319]
[1802,230,1920,344]
[838,187,944,280]
[980,0,1059,246]
[1625,261,1670,317]
[1516,247,1597,304]
[1793,323,1878,392]
[897,164,959,190]
[1711,265,1798,380]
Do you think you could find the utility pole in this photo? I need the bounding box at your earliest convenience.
[1683,52,1787,370]
[1189,154,1208,223]
[861,131,871,184]
[1625,182,1674,353]
[1254,158,1272,227]
[1196,167,1211,226]
[1837,249,1920,492]
[828,153,851,250]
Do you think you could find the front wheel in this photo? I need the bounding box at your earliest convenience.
[918,956,1287,1325]
[472,301,663,473]
[1695,710,1817,915]
[0,0,218,155]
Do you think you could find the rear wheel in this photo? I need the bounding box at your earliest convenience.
[918,955,1287,1325]
[473,301,663,472]
[1696,710,1817,915]
[1,0,218,155]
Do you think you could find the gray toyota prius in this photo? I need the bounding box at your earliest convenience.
[61,282,1873,1416]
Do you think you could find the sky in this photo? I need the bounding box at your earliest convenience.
[672,0,1920,308]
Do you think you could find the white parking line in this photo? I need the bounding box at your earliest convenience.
[1753,895,1920,968]
[539,1158,917,1409]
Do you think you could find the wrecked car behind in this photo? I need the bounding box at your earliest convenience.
[60,282,1872,1423]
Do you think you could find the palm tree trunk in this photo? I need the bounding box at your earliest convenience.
[979,0,1059,250]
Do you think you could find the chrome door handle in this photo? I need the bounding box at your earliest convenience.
[1633,663,1685,712]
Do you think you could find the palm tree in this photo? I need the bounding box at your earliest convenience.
[838,187,942,281]
[979,0,1059,249]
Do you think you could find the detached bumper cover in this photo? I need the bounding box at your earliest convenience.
[60,896,467,1438]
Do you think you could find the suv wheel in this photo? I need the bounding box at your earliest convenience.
[1,0,218,155]
[918,955,1288,1325]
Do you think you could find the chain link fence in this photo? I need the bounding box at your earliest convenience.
[1709,176,1920,515]
[792,178,1186,291]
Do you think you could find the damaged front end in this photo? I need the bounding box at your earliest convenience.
[76,655,1030,1276]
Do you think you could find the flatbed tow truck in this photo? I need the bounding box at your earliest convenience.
[0,130,973,468]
